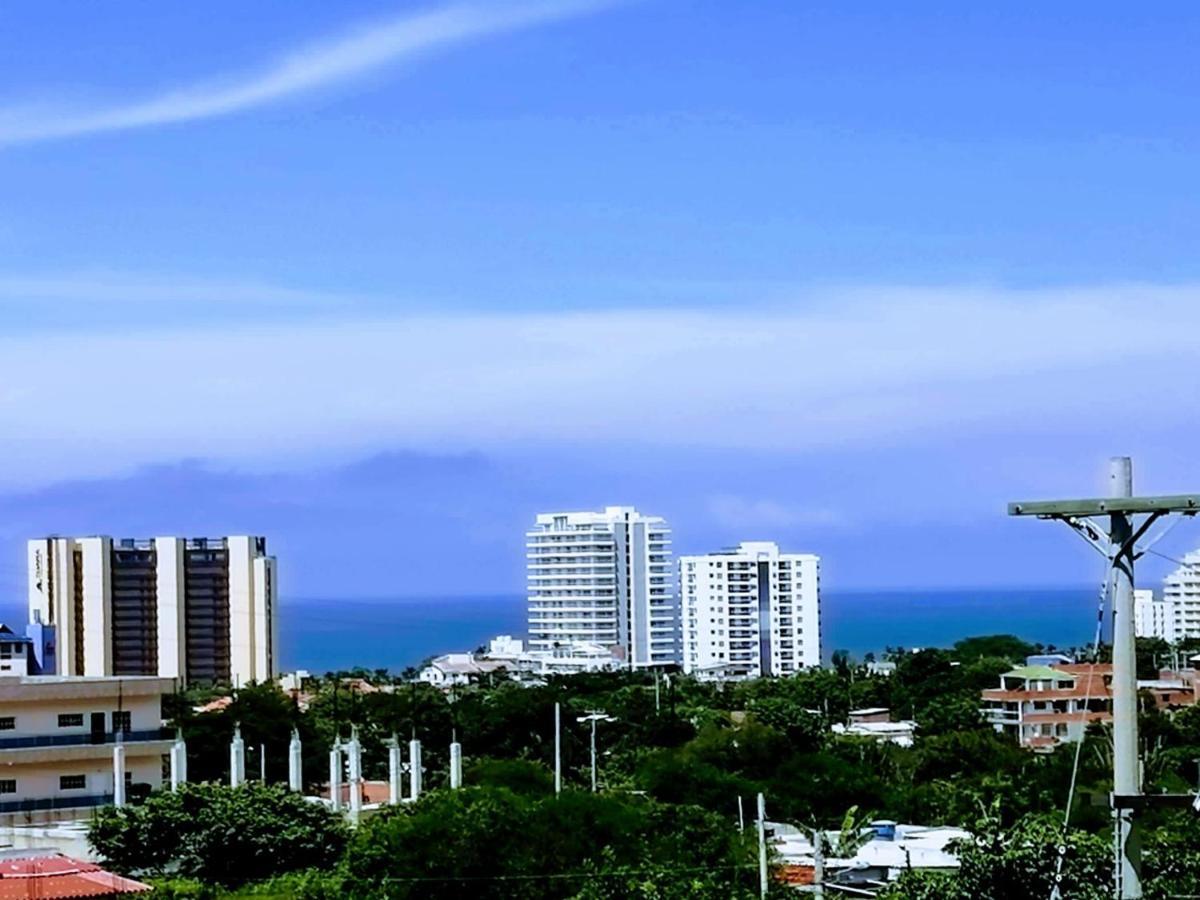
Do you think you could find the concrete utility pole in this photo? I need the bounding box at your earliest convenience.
[756,792,768,899]
[449,736,463,790]
[409,738,423,801]
[347,727,363,824]
[812,827,825,900]
[554,703,562,795]
[229,724,246,789]
[288,728,303,792]
[112,742,126,807]
[170,729,187,791]
[577,711,615,793]
[1010,457,1200,900]
[329,737,343,812]
[388,735,402,805]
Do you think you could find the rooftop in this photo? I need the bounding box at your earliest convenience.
[0,850,150,898]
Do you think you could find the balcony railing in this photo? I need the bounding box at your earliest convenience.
[0,792,115,814]
[0,728,172,751]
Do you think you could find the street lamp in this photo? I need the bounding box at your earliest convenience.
[576,711,616,793]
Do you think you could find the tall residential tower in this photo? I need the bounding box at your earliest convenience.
[526,507,677,667]
[1162,550,1200,642]
[679,541,820,679]
[27,536,276,686]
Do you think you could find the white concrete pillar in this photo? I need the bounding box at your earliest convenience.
[409,738,422,801]
[170,730,187,791]
[288,728,303,792]
[388,738,402,805]
[112,743,126,807]
[328,739,343,811]
[347,728,363,824]
[449,741,463,790]
[230,724,246,788]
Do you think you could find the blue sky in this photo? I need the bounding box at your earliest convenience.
[2,0,1200,602]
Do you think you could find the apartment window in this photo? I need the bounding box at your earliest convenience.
[0,717,14,731]
[0,779,14,794]
[112,711,132,734]
[58,713,84,728]
[60,775,86,791]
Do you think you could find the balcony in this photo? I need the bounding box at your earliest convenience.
[0,728,172,751]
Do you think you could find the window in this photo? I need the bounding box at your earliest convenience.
[0,717,14,731]
[60,775,86,790]
[0,779,15,794]
[58,713,84,728]
[112,711,132,734]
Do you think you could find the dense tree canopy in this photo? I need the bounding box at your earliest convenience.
[89,634,1200,896]
[89,783,349,887]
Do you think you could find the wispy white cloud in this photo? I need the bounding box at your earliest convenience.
[706,496,848,531]
[0,1,612,147]
[0,272,347,307]
[2,281,1199,487]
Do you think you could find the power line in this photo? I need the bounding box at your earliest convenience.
[1049,563,1110,900]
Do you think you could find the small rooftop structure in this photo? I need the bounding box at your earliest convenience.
[0,849,151,897]
[848,708,891,724]
[1026,653,1075,667]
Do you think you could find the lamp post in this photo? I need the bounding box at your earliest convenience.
[576,711,615,793]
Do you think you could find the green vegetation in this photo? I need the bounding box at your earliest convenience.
[91,635,1200,897]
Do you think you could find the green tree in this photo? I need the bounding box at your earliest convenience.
[881,816,1110,900]
[89,783,349,887]
[951,635,1037,664]
[343,786,756,900]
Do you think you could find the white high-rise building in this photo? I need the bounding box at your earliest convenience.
[27,536,277,686]
[679,541,820,679]
[1134,588,1174,641]
[1163,550,1200,642]
[526,507,677,667]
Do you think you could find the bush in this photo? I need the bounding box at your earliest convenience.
[89,783,349,888]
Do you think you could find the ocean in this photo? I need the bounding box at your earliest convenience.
[0,588,1102,675]
[275,587,1101,673]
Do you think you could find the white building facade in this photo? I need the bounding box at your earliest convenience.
[1163,550,1200,642]
[526,507,677,667]
[1134,588,1175,641]
[0,675,174,824]
[679,541,820,679]
[28,536,277,686]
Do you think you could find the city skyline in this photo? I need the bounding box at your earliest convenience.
[4,1,1200,599]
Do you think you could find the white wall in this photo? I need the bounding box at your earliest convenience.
[226,536,256,687]
[155,537,187,680]
[78,537,112,677]
[252,556,276,681]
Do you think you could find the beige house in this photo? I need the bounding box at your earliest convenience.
[0,675,174,824]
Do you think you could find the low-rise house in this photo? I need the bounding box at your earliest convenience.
[418,653,509,687]
[772,819,969,893]
[0,674,174,823]
[418,636,622,687]
[831,708,917,747]
[982,662,1198,749]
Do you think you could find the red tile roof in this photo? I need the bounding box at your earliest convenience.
[0,853,150,898]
